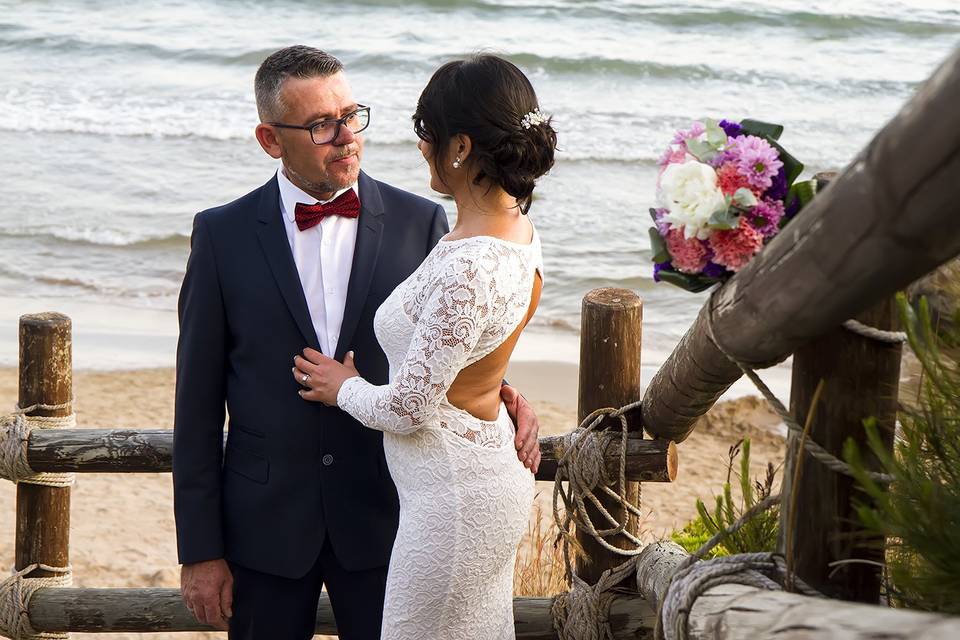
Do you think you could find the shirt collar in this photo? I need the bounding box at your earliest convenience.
[277,165,359,223]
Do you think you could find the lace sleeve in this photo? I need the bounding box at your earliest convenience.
[337,248,496,435]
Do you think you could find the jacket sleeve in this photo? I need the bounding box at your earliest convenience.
[173,213,228,565]
[427,203,450,254]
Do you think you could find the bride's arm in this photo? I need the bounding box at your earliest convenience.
[335,251,497,434]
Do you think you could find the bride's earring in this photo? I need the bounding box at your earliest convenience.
[452,156,462,169]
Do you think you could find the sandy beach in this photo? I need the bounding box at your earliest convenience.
[0,361,784,640]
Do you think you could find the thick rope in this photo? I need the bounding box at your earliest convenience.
[842,319,907,344]
[552,400,646,571]
[703,299,894,484]
[653,493,821,640]
[0,564,72,640]
[0,404,75,487]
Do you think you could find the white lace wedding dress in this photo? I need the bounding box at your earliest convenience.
[337,230,542,640]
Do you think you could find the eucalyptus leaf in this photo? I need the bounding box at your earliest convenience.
[648,227,671,264]
[705,119,728,147]
[732,188,758,208]
[740,119,784,141]
[685,139,716,163]
[708,207,739,230]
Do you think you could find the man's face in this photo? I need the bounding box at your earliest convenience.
[272,71,363,198]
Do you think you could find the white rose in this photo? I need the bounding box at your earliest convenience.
[657,161,728,240]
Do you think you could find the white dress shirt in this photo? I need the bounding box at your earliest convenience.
[277,167,359,356]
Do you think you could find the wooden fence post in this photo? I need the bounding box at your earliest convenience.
[576,288,643,584]
[16,313,72,580]
[778,175,903,602]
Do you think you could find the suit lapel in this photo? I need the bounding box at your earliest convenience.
[335,171,384,361]
[254,175,322,352]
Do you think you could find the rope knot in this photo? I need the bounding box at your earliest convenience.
[0,403,76,487]
[0,563,72,640]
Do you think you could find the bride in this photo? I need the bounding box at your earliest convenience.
[292,54,557,640]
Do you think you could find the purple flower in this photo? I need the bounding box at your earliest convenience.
[765,165,788,201]
[702,262,727,279]
[718,119,742,137]
[748,198,786,238]
[729,135,783,191]
[671,121,706,145]
[653,207,671,236]
[653,261,672,282]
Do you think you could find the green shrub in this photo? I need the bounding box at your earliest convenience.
[671,438,779,556]
[845,294,960,614]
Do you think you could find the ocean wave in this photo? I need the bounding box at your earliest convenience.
[0,227,191,249]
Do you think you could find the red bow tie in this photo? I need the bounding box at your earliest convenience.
[294,189,360,231]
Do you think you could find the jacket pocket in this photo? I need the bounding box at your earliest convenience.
[223,443,269,484]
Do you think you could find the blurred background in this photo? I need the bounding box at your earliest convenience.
[1,0,957,395]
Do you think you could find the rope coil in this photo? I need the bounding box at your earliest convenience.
[0,564,72,640]
[0,403,75,487]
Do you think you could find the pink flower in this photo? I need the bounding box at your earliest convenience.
[708,216,764,271]
[728,135,783,191]
[716,162,754,196]
[665,228,709,274]
[749,198,785,238]
[657,146,690,171]
[671,121,706,145]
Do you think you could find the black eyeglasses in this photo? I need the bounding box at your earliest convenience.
[268,105,371,145]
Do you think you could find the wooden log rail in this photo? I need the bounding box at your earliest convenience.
[22,428,678,483]
[25,588,654,639]
[642,47,960,443]
[634,542,960,640]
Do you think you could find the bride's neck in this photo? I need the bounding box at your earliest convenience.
[451,185,522,235]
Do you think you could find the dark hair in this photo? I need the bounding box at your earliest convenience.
[413,54,557,214]
[255,46,344,121]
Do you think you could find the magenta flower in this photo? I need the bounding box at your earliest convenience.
[749,198,785,238]
[729,135,783,191]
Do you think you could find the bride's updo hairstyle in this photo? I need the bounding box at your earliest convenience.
[413,54,558,214]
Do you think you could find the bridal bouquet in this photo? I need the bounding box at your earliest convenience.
[650,119,812,292]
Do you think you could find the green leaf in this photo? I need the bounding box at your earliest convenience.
[767,138,804,186]
[648,227,671,264]
[685,138,717,163]
[708,207,739,230]
[655,268,722,293]
[705,118,728,147]
[740,119,784,141]
[732,187,758,209]
[787,179,817,213]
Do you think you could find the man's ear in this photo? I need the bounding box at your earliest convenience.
[255,124,283,159]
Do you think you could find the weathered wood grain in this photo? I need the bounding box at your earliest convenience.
[27,588,656,639]
[577,288,644,584]
[26,429,677,482]
[16,313,72,580]
[635,542,960,639]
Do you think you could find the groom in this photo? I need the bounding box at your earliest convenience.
[172,46,542,639]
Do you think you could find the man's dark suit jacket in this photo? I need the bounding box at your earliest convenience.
[173,170,448,579]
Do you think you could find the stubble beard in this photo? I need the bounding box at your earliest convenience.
[284,152,360,200]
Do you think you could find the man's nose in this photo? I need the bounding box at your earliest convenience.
[334,123,356,146]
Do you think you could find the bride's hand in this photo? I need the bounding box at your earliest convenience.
[293,348,360,406]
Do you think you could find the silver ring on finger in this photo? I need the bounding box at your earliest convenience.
[301,374,310,384]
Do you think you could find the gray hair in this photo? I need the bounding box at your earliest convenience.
[255,46,344,121]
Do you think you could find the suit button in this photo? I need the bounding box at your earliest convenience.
[322,454,334,466]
